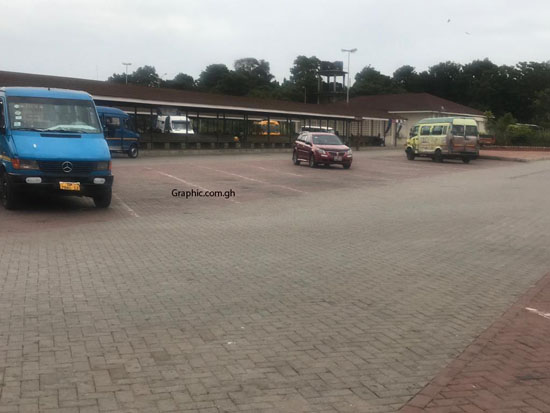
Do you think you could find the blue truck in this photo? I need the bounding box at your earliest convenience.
[0,87,113,209]
[96,106,140,158]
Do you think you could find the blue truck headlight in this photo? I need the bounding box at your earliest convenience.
[12,159,39,170]
[96,161,111,171]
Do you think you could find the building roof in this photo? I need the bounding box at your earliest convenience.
[0,70,391,120]
[0,71,481,121]
[325,92,485,117]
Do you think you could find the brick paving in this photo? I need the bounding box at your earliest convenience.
[1,150,550,412]
[401,271,550,413]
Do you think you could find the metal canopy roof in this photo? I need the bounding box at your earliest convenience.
[0,70,392,121]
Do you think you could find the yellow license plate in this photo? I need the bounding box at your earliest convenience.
[59,182,80,191]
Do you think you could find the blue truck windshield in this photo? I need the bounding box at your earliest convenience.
[7,96,101,133]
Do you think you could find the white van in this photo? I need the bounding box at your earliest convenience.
[156,115,194,134]
[406,117,479,163]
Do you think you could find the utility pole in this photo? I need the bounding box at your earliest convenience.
[122,62,132,84]
[341,48,357,103]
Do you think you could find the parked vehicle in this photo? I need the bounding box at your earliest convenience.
[156,115,194,134]
[507,123,541,146]
[300,125,334,133]
[293,131,352,169]
[479,134,496,147]
[96,106,140,158]
[253,119,280,135]
[0,87,113,209]
[406,117,479,163]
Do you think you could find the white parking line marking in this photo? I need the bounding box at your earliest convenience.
[197,166,307,194]
[247,165,304,177]
[113,193,140,218]
[525,307,550,320]
[156,170,240,203]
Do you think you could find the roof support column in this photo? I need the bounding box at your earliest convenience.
[216,112,220,146]
[287,116,291,147]
[149,107,153,149]
[244,114,248,147]
[185,110,189,147]
[223,112,226,146]
[267,114,271,146]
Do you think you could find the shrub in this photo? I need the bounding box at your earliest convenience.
[500,125,550,147]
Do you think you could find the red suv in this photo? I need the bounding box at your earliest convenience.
[292,132,353,169]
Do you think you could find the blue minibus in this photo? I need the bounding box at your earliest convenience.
[0,87,113,209]
[96,106,140,158]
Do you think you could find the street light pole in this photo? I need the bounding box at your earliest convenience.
[302,86,307,104]
[122,62,132,84]
[341,48,357,103]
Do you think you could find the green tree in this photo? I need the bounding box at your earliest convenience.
[214,71,249,96]
[352,66,403,95]
[166,73,195,90]
[288,56,321,103]
[488,112,516,145]
[233,57,276,96]
[107,72,127,84]
[392,65,422,92]
[515,61,550,122]
[130,65,161,87]
[235,58,273,83]
[422,61,463,101]
[197,64,230,91]
[532,88,550,128]
[107,65,160,87]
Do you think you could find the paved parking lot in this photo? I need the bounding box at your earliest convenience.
[1,149,550,412]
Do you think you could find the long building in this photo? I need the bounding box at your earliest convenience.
[326,93,487,144]
[0,70,485,148]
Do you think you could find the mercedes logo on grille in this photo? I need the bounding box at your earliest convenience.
[61,161,73,173]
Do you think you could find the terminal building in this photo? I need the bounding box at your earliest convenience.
[0,70,485,149]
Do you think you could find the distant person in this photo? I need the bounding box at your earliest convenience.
[351,134,359,151]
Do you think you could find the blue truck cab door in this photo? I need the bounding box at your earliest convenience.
[121,116,139,158]
[0,96,9,169]
[0,97,6,155]
[104,114,123,152]
[0,95,13,208]
[97,107,139,158]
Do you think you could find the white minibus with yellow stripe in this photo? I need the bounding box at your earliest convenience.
[406,117,479,163]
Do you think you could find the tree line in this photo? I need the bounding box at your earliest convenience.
[108,57,550,128]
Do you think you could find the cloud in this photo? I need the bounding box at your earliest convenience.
[1,0,550,82]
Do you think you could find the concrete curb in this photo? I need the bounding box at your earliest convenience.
[139,148,293,157]
[478,155,530,162]
[479,154,550,163]
[136,146,399,157]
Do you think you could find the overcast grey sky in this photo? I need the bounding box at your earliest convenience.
[2,0,550,84]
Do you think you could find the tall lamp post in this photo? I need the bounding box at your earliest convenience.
[341,48,357,103]
[122,62,132,84]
